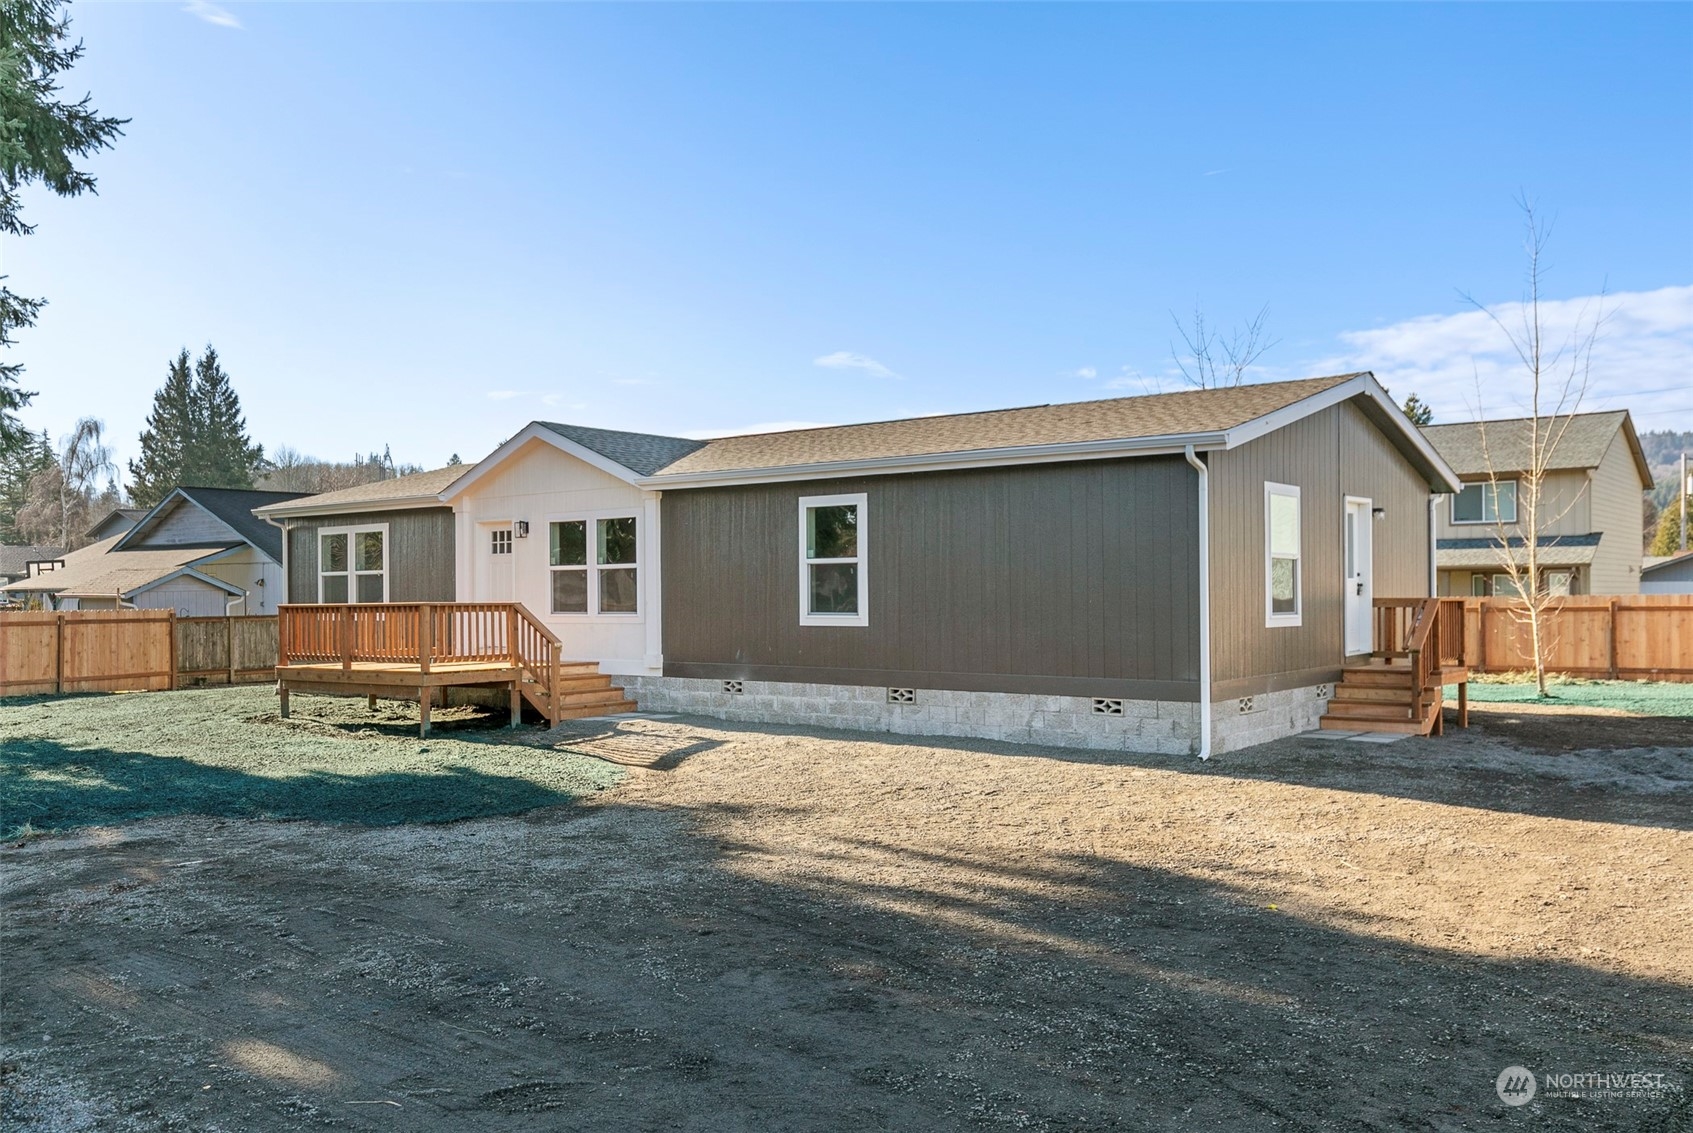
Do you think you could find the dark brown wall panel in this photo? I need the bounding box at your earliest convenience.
[661,458,1202,698]
[284,508,456,603]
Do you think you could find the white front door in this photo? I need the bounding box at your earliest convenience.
[478,523,515,602]
[1344,497,1373,655]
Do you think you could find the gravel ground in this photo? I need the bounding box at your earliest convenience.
[2,691,1690,1131]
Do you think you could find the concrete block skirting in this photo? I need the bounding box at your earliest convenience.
[618,676,1336,757]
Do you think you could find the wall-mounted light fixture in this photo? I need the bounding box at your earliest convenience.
[1372,507,1386,521]
[514,520,530,538]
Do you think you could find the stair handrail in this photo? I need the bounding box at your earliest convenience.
[1404,597,1442,720]
[510,603,561,726]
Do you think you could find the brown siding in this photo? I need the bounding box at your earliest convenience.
[1208,401,1432,691]
[661,458,1201,699]
[284,508,455,603]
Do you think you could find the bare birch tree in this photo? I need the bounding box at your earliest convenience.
[1465,201,1604,697]
[15,417,118,549]
[1169,304,1277,389]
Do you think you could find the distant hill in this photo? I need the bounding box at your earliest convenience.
[1641,429,1691,482]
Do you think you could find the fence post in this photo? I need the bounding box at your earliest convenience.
[168,611,178,691]
[1607,598,1619,680]
[418,604,433,674]
[54,612,65,695]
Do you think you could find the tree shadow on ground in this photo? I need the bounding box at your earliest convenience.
[0,738,600,836]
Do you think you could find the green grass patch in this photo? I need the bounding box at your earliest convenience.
[1443,676,1693,717]
[0,686,622,838]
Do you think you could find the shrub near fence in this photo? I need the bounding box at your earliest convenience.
[0,610,279,696]
[1463,595,1693,682]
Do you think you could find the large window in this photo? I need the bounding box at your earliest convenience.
[799,493,868,626]
[1264,483,1301,627]
[1451,480,1517,524]
[549,516,638,615]
[318,524,387,603]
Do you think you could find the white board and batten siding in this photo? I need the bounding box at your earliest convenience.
[452,437,662,675]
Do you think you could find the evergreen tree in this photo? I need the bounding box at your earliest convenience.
[191,345,263,487]
[1401,393,1434,427]
[128,349,197,506]
[1650,500,1686,557]
[0,428,54,543]
[0,0,126,450]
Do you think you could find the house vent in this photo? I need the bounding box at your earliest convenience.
[1237,696,1256,714]
[887,687,916,704]
[1091,698,1125,716]
[722,680,744,695]
[1315,684,1330,699]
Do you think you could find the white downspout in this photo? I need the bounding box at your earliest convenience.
[1183,445,1212,761]
[1428,494,1440,596]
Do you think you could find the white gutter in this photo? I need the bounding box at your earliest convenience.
[1428,494,1441,596]
[1183,444,1212,761]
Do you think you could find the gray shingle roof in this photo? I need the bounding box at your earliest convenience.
[537,423,707,477]
[0,543,65,577]
[1420,411,1643,480]
[250,466,468,517]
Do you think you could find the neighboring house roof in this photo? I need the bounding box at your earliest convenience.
[443,372,1461,496]
[537,423,707,477]
[117,486,307,560]
[0,536,242,599]
[85,507,148,540]
[1436,533,1603,570]
[252,466,468,519]
[1642,550,1693,580]
[0,543,65,579]
[1421,410,1653,485]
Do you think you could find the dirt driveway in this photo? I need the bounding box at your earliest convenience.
[3,693,1691,1131]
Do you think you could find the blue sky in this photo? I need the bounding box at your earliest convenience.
[8,1,1691,477]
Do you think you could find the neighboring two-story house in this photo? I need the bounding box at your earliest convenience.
[1422,410,1652,597]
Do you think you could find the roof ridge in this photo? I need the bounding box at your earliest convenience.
[1422,409,1626,429]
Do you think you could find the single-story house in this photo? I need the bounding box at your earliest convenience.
[259,372,1459,754]
[1,487,305,615]
[1421,410,1651,596]
[1642,550,1693,595]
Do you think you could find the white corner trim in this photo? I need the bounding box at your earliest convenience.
[798,492,869,628]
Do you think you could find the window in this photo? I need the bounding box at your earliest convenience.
[318,524,387,603]
[1471,574,1490,597]
[799,493,868,626]
[1545,570,1573,596]
[1492,573,1525,599]
[1451,480,1518,524]
[549,516,638,615]
[1264,483,1301,626]
[490,528,512,555]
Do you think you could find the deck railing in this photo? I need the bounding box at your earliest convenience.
[1373,596,1468,668]
[278,603,562,719]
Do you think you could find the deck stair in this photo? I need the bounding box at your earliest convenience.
[1320,597,1468,737]
[520,661,639,722]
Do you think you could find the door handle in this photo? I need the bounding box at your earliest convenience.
[1355,582,1364,596]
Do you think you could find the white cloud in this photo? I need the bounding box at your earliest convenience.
[681,421,835,440]
[1318,285,1693,432]
[183,1,241,28]
[1065,366,1098,380]
[814,351,901,380]
[485,390,526,400]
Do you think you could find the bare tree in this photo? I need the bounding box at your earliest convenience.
[15,417,118,549]
[1169,304,1276,389]
[1464,200,1605,697]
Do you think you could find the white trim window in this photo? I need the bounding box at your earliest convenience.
[1264,482,1301,627]
[318,523,389,603]
[1451,480,1518,524]
[489,528,512,555]
[799,493,868,627]
[549,515,639,616]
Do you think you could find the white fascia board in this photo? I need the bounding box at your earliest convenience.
[253,495,453,520]
[438,422,644,502]
[635,433,1231,490]
[1222,373,1463,494]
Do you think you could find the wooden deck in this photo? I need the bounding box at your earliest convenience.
[276,603,636,736]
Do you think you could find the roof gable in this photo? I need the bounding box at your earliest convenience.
[1421,411,1651,485]
[537,423,706,477]
[117,487,305,560]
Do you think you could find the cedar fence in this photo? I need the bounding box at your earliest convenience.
[1457,595,1693,682]
[0,611,279,697]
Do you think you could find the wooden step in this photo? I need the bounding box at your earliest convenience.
[1324,700,1416,721]
[1329,684,1414,703]
[1320,715,1429,734]
[1340,668,1414,688]
[554,688,639,708]
[554,699,640,721]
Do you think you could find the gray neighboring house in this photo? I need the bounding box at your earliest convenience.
[0,544,65,593]
[1642,551,1693,595]
[1421,411,1652,596]
[252,466,467,604]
